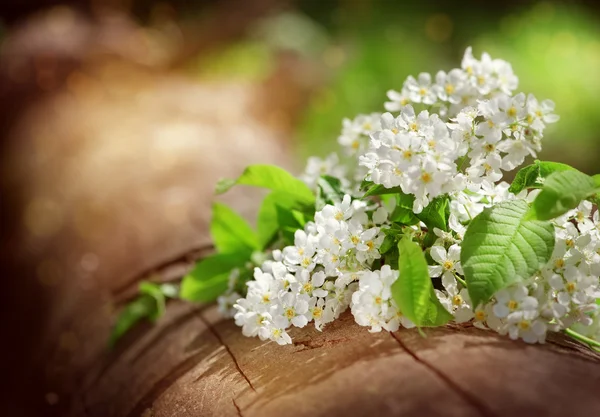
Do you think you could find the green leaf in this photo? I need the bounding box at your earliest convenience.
[461,199,555,307]
[509,160,575,194]
[139,281,166,320]
[527,170,600,220]
[108,281,180,347]
[211,203,259,253]
[109,295,158,348]
[392,237,453,327]
[275,204,305,244]
[379,226,403,255]
[363,183,404,197]
[416,195,450,232]
[389,193,419,225]
[180,252,250,302]
[256,191,313,249]
[593,174,600,187]
[216,164,315,205]
[317,175,344,209]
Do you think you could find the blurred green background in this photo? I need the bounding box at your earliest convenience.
[194,0,600,174]
[2,0,599,172]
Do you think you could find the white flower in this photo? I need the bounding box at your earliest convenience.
[428,244,463,281]
[278,292,310,328]
[436,273,473,323]
[301,153,347,191]
[405,73,438,105]
[506,315,547,344]
[338,113,382,155]
[433,69,466,104]
[263,315,293,345]
[385,88,411,111]
[293,269,329,298]
[492,285,538,319]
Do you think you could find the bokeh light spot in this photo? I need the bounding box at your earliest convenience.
[425,14,453,43]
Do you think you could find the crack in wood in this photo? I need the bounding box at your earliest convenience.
[232,398,244,417]
[389,331,496,417]
[197,312,257,393]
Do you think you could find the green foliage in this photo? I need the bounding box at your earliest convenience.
[391,237,453,327]
[257,191,312,248]
[109,281,178,347]
[216,164,315,205]
[461,199,555,308]
[211,202,259,253]
[389,193,420,226]
[527,170,600,220]
[274,204,307,244]
[362,182,404,197]
[415,195,450,232]
[509,160,575,194]
[180,252,250,302]
[317,175,344,209]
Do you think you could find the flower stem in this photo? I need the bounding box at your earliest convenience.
[454,273,467,288]
[564,328,600,349]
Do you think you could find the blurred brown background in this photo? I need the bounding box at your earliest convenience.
[1,0,600,416]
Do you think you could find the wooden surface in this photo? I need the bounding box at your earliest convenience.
[74,301,600,417]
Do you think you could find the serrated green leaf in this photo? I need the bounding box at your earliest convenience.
[527,170,600,220]
[461,199,555,307]
[509,160,575,194]
[392,237,453,327]
[180,252,250,302]
[416,195,450,232]
[216,164,315,204]
[109,295,157,347]
[211,203,259,253]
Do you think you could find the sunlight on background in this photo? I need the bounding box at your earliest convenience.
[181,1,600,176]
[286,1,600,173]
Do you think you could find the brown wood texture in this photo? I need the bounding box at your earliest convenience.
[76,301,600,417]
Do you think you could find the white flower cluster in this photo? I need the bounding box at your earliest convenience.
[232,196,396,345]
[384,47,517,116]
[469,201,600,343]
[228,47,599,348]
[359,47,558,214]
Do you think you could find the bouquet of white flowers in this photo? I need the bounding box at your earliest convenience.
[114,48,600,352]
